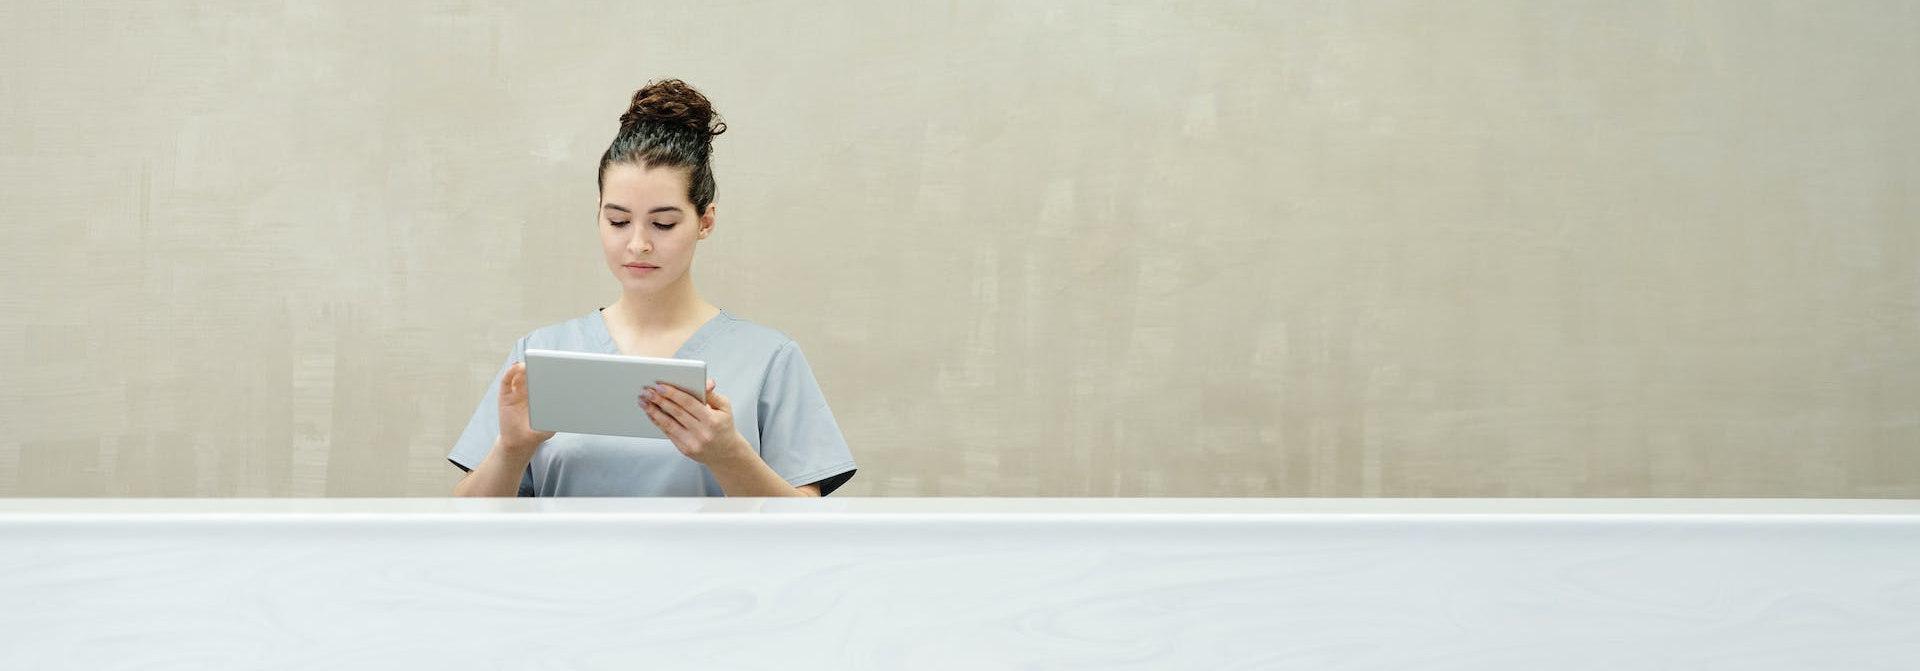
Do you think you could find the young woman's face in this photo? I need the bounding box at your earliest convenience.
[598,163,714,295]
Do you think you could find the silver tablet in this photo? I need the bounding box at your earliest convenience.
[524,349,707,440]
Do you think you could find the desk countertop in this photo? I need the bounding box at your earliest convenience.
[5,498,1917,670]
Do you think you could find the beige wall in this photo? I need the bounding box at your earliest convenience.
[2,1,1915,497]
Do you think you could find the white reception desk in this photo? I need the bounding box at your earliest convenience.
[3,498,1917,670]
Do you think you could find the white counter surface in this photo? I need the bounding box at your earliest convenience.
[4,498,1916,670]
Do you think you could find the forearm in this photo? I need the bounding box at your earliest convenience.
[705,438,816,497]
[452,437,537,497]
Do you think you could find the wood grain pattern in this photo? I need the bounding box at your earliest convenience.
[0,2,1915,497]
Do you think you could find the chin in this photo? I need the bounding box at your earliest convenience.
[625,276,673,293]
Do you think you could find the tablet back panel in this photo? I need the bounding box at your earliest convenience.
[524,349,707,440]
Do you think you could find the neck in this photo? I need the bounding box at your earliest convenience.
[606,273,714,332]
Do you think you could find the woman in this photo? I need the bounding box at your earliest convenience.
[449,79,856,497]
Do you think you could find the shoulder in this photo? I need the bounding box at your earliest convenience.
[711,311,798,354]
[703,312,812,378]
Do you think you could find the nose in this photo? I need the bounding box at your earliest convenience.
[627,226,651,256]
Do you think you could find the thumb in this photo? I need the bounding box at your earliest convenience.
[708,383,730,412]
[504,363,525,398]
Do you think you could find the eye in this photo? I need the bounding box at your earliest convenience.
[609,220,630,228]
[652,222,677,230]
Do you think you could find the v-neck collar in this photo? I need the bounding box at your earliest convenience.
[590,307,730,360]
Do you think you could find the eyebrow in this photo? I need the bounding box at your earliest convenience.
[602,204,682,215]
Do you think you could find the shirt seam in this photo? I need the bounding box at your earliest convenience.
[757,339,800,406]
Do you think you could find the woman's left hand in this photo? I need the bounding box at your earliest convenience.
[641,380,750,465]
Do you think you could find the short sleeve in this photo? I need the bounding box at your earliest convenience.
[757,341,857,495]
[448,337,536,497]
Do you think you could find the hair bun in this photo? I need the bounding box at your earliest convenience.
[619,79,727,138]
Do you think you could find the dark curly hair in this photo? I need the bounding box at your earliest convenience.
[597,79,728,213]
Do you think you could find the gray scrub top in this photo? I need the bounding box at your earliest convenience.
[448,309,857,496]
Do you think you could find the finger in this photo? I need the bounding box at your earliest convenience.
[502,363,525,401]
[641,392,692,428]
[649,387,701,428]
[706,379,716,395]
[642,399,683,432]
[645,402,695,446]
[652,384,708,417]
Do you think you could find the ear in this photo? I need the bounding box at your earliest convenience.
[697,204,717,240]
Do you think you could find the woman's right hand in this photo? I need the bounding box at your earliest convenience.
[497,362,555,454]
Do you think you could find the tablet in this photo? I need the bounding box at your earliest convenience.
[523,349,707,440]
